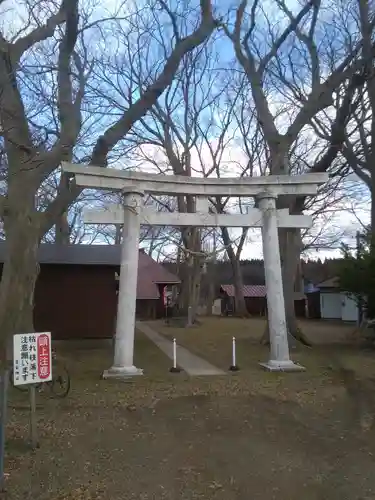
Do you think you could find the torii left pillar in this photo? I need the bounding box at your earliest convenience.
[103,190,144,379]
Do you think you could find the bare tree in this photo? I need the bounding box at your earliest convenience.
[219,0,368,341]
[120,35,223,321]
[197,75,255,317]
[127,31,263,319]
[0,0,217,358]
[337,0,375,228]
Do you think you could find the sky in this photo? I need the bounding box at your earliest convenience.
[1,0,371,262]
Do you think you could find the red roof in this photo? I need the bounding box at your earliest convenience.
[138,251,180,285]
[136,251,180,300]
[221,284,266,297]
[136,280,161,300]
[220,284,305,300]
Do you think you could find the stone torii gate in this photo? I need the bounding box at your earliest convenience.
[62,163,328,377]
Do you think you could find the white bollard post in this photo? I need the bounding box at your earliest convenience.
[169,338,181,373]
[229,336,240,371]
[173,338,177,369]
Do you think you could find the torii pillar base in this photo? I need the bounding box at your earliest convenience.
[102,366,143,380]
[259,360,305,372]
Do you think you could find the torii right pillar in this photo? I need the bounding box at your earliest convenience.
[257,193,305,372]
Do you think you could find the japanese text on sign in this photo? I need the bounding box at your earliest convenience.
[13,332,52,386]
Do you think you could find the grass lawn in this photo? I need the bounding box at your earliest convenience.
[151,316,375,379]
[4,322,375,500]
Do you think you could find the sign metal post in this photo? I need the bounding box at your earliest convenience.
[13,332,52,449]
[0,368,8,490]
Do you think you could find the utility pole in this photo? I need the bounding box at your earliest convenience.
[356,230,363,325]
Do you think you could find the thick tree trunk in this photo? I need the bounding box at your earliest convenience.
[177,257,203,322]
[261,229,310,347]
[0,205,41,364]
[279,229,303,346]
[177,224,203,324]
[175,191,205,324]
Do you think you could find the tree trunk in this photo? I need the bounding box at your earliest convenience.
[261,229,310,347]
[176,195,203,322]
[115,224,122,245]
[232,258,248,317]
[0,205,41,364]
[205,285,214,316]
[280,229,310,345]
[177,255,203,323]
[205,262,215,316]
[177,223,203,324]
[221,228,248,316]
[177,262,189,311]
[55,212,70,244]
[189,257,203,322]
[279,230,300,347]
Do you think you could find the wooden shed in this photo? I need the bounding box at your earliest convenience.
[0,244,180,340]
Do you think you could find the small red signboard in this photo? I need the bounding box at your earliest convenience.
[37,334,51,380]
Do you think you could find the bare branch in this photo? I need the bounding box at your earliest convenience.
[90,0,216,167]
[11,1,67,62]
[258,0,315,76]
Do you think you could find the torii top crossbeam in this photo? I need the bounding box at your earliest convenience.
[62,163,329,197]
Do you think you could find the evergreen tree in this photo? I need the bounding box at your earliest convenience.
[339,230,375,319]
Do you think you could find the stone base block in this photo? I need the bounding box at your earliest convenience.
[102,366,143,379]
[259,360,305,372]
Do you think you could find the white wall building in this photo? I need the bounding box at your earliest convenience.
[317,277,359,322]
